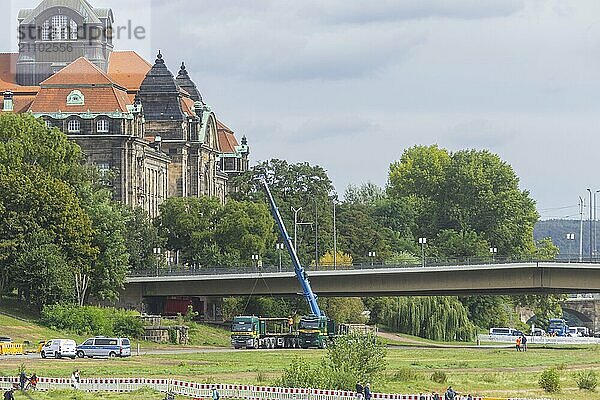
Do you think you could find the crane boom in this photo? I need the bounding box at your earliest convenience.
[260,179,322,316]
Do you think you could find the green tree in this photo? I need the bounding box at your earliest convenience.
[320,298,368,324]
[459,296,514,330]
[156,197,221,266]
[215,200,276,266]
[533,237,560,261]
[0,169,95,306]
[123,207,164,272]
[230,159,335,266]
[78,184,130,303]
[381,296,476,341]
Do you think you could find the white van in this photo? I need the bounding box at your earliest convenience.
[489,328,518,336]
[40,339,77,359]
[76,337,131,358]
[569,327,589,337]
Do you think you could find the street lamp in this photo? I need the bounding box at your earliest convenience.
[276,243,285,272]
[152,247,162,276]
[588,188,593,262]
[252,254,260,269]
[368,251,376,266]
[291,206,312,254]
[489,247,498,262]
[566,233,575,263]
[418,238,427,267]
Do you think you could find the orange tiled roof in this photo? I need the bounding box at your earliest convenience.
[0,53,18,84]
[0,77,39,93]
[180,97,196,116]
[30,86,131,113]
[108,51,152,91]
[41,57,116,86]
[217,120,239,153]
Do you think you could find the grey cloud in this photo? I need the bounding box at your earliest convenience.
[294,0,525,24]
[445,119,518,149]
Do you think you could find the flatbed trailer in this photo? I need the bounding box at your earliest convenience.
[231,316,299,349]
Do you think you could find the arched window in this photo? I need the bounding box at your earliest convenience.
[42,20,51,41]
[51,15,68,41]
[68,119,80,133]
[66,90,84,106]
[97,119,109,133]
[70,20,78,40]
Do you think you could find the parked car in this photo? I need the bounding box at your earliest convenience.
[40,339,77,359]
[76,337,131,358]
[569,327,590,337]
[531,327,545,336]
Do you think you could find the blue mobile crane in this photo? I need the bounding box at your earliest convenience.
[230,179,336,349]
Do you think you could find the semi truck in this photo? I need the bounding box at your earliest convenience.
[547,318,570,337]
[231,316,299,349]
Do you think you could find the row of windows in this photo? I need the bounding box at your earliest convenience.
[41,15,78,41]
[47,119,110,133]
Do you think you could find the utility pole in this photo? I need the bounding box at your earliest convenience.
[592,190,600,256]
[292,207,302,253]
[333,201,337,269]
[314,199,318,269]
[588,188,593,262]
[580,196,584,262]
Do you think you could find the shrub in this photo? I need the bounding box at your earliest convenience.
[41,305,144,338]
[391,367,420,382]
[575,370,597,391]
[539,368,560,393]
[431,371,447,384]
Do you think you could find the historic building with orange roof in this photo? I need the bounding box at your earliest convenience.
[1,0,249,217]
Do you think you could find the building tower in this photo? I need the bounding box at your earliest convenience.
[16,0,114,86]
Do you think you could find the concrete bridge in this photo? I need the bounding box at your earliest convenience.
[563,295,600,334]
[121,262,600,319]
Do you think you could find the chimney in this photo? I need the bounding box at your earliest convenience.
[3,91,14,112]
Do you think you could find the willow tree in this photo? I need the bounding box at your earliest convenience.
[383,296,475,341]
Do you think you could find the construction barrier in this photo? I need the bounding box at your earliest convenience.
[0,343,23,355]
[0,376,550,400]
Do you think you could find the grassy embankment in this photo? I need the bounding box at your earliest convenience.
[0,298,230,349]
[2,309,600,399]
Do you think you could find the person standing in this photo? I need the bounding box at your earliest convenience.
[521,335,527,352]
[445,386,456,400]
[3,387,14,400]
[211,386,220,400]
[356,382,364,400]
[515,336,521,352]
[71,370,80,390]
[19,370,26,390]
[432,391,440,400]
[364,383,371,400]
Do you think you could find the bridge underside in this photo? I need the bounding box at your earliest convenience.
[124,264,600,299]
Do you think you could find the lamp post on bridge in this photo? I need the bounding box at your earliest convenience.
[276,243,285,272]
[489,247,498,262]
[566,233,575,263]
[368,251,376,266]
[418,238,427,267]
[252,254,260,270]
[152,247,162,277]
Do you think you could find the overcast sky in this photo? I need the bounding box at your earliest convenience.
[5,0,600,219]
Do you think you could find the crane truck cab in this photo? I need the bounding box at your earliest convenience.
[298,314,336,349]
[231,316,260,349]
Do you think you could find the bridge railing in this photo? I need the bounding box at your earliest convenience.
[128,255,598,278]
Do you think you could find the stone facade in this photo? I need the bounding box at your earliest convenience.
[1,0,250,216]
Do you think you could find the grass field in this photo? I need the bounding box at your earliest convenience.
[8,389,165,399]
[1,346,599,399]
[2,308,599,399]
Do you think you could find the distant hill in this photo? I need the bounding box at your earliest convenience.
[534,219,596,258]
